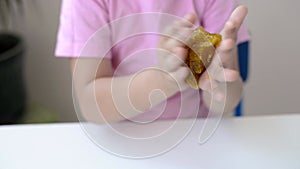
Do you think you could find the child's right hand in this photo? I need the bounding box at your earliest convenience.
[156,13,197,93]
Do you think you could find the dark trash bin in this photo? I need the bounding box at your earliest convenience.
[0,33,26,124]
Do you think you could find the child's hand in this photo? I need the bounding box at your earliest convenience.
[156,13,197,92]
[198,6,248,97]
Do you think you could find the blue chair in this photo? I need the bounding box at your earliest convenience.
[234,41,250,116]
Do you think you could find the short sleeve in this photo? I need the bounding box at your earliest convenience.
[55,0,112,58]
[201,0,250,43]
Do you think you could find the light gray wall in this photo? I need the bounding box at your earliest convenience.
[21,0,300,121]
[21,0,76,121]
[240,0,300,115]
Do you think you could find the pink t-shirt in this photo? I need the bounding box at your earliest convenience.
[55,0,250,122]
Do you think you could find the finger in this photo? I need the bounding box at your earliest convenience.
[198,71,218,91]
[229,5,248,30]
[158,26,174,47]
[164,13,196,37]
[215,39,236,68]
[218,39,235,52]
[172,13,197,30]
[159,26,194,50]
[210,67,240,82]
[198,68,239,91]
[198,79,210,91]
[164,27,194,49]
[160,47,188,71]
[158,24,180,47]
[221,5,248,40]
[180,13,197,27]
[171,46,188,64]
[159,13,197,49]
[171,66,190,90]
[198,77,218,92]
[221,21,237,40]
[163,13,197,40]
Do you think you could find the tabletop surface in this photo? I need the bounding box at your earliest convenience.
[0,114,299,169]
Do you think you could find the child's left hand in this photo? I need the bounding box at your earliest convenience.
[198,6,248,95]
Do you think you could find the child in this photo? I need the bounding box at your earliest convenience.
[55,0,250,123]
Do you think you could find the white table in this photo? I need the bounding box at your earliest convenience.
[0,114,299,169]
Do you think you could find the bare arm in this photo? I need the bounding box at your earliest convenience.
[70,58,183,123]
[71,14,196,123]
